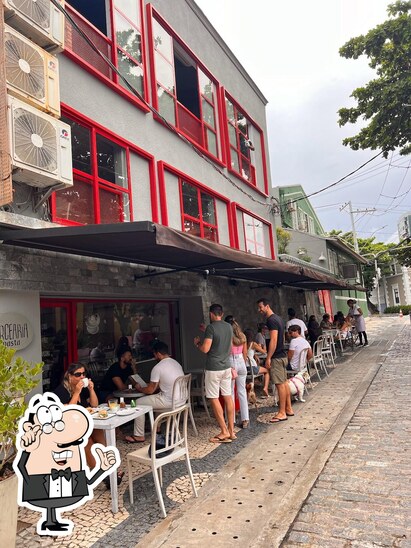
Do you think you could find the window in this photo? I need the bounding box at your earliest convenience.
[66,1,146,101]
[180,180,218,242]
[150,14,220,159]
[243,213,267,257]
[226,98,257,185]
[52,115,131,225]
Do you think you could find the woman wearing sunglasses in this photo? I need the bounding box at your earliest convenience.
[53,363,124,485]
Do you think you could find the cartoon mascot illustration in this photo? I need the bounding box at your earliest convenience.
[14,393,120,536]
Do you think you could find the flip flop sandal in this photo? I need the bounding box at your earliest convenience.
[269,416,288,423]
[124,435,144,444]
[209,435,232,443]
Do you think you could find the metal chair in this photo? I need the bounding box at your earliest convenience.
[153,374,198,436]
[311,339,328,380]
[190,370,211,419]
[318,334,335,368]
[127,404,198,517]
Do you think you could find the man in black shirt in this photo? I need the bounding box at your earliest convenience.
[100,348,134,402]
[257,298,293,422]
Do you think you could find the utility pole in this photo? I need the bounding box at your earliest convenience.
[340,202,377,253]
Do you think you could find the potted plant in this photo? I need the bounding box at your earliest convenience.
[0,340,43,546]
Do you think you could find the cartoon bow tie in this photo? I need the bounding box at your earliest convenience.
[51,467,72,481]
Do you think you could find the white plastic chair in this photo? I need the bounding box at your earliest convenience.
[318,334,335,368]
[311,339,328,380]
[127,404,198,518]
[297,347,312,392]
[153,374,198,436]
[190,370,211,419]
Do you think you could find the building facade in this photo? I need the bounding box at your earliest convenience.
[0,1,351,392]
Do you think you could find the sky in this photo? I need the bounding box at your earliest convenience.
[195,0,411,244]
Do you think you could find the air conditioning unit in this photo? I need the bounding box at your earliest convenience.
[341,263,358,279]
[286,201,296,212]
[7,95,73,189]
[3,0,65,51]
[5,25,60,117]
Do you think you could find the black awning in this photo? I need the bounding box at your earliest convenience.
[0,221,361,290]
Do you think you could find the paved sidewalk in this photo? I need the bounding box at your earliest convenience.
[137,316,409,548]
[15,317,409,547]
[282,320,411,547]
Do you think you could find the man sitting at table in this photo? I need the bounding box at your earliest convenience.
[129,340,184,443]
[287,325,312,372]
[100,348,134,403]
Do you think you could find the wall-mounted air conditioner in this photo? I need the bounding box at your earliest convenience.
[5,25,60,117]
[7,95,73,189]
[3,0,65,52]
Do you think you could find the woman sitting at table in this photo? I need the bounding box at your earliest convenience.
[53,363,124,485]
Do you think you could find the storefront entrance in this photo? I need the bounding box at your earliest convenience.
[40,298,178,392]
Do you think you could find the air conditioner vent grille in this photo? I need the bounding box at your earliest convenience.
[10,0,50,29]
[14,108,57,172]
[5,29,45,100]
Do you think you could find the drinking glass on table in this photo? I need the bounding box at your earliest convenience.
[108,398,119,412]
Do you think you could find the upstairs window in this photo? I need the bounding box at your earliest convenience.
[150,14,220,159]
[66,1,146,102]
[52,115,131,226]
[243,213,267,257]
[180,180,218,242]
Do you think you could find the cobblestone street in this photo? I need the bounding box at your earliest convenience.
[15,316,410,548]
[282,319,411,547]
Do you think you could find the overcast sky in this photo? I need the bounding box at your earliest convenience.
[195,0,411,243]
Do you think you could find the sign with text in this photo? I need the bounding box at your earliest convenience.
[0,312,34,350]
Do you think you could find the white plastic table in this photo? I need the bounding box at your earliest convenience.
[93,404,154,513]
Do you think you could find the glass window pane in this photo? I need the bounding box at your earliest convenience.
[230,148,240,172]
[182,181,199,219]
[206,129,217,157]
[155,51,175,92]
[55,177,94,224]
[241,158,251,181]
[226,99,235,123]
[99,188,128,223]
[198,69,213,101]
[183,219,201,237]
[152,19,173,61]
[157,86,176,125]
[229,124,237,147]
[201,192,216,225]
[202,99,215,128]
[41,307,68,391]
[115,12,142,62]
[62,118,91,174]
[118,50,144,96]
[114,0,140,27]
[240,133,251,159]
[204,226,218,242]
[236,111,248,135]
[96,135,127,187]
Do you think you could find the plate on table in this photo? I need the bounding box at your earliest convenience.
[116,408,135,416]
[86,408,99,415]
[93,413,112,420]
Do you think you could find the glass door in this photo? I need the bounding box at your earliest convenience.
[40,301,75,392]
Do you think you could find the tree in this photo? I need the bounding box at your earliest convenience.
[276,227,291,254]
[338,1,411,157]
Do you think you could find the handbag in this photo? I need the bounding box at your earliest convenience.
[246,356,258,375]
[231,367,238,379]
[148,433,174,458]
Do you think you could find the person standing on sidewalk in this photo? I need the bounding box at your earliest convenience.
[257,298,293,423]
[194,303,235,443]
[346,299,368,346]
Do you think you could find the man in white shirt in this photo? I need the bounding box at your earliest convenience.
[287,325,312,371]
[128,340,184,442]
[286,308,308,340]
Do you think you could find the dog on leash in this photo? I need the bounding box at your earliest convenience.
[287,371,310,402]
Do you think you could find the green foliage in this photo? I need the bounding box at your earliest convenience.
[338,1,411,157]
[390,240,411,266]
[384,304,411,314]
[0,341,43,475]
[276,227,291,254]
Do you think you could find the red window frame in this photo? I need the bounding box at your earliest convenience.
[179,179,219,243]
[64,0,149,113]
[51,104,159,226]
[157,161,234,246]
[231,203,275,259]
[222,89,269,196]
[146,5,225,166]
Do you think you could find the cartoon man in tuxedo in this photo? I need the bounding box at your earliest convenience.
[14,393,120,536]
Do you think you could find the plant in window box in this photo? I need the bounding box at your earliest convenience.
[0,341,42,545]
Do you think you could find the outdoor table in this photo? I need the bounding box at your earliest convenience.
[113,389,146,400]
[93,404,154,513]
